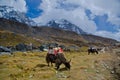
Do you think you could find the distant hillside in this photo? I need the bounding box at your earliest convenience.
[32,26,85,42]
[0,18,33,35]
[0,30,41,46]
[0,18,118,47]
[82,34,118,46]
[0,18,86,46]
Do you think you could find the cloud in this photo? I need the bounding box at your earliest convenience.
[33,0,120,41]
[77,0,120,26]
[33,0,97,33]
[0,0,27,13]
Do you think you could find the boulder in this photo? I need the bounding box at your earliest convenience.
[0,46,11,52]
[15,43,27,51]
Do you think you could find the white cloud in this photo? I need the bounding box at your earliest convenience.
[33,0,120,41]
[0,0,27,13]
[33,0,97,33]
[64,0,120,26]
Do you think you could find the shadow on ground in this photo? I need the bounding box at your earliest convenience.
[35,64,47,68]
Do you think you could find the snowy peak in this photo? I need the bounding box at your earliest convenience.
[0,6,36,26]
[47,19,86,34]
[0,6,86,34]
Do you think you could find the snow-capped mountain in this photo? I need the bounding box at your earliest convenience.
[47,19,86,34]
[0,6,36,26]
[0,6,86,34]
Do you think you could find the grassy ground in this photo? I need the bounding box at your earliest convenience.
[0,30,41,46]
[0,50,118,80]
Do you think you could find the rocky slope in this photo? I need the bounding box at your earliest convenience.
[82,34,118,46]
[0,30,40,46]
[0,18,86,46]
[0,6,36,26]
[46,19,86,34]
[0,18,118,46]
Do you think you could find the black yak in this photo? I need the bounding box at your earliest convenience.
[88,48,98,55]
[46,54,56,66]
[46,54,71,70]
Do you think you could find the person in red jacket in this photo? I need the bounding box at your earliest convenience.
[55,46,66,62]
[53,47,58,55]
[57,47,63,54]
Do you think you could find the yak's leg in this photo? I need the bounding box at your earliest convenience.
[51,62,53,66]
[55,63,61,70]
[96,51,98,54]
[88,51,90,55]
[93,52,95,55]
[46,59,50,66]
[57,65,60,70]
[56,64,61,70]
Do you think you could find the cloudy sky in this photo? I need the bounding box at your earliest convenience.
[0,0,120,41]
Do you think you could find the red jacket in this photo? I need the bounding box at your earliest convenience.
[58,48,63,53]
[54,49,58,55]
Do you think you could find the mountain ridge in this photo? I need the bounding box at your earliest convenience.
[46,19,86,34]
[0,6,86,34]
[0,6,36,26]
[0,5,119,45]
[0,18,86,46]
[0,18,118,47]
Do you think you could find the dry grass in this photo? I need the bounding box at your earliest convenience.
[0,30,41,46]
[0,50,118,80]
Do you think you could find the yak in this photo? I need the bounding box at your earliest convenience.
[46,54,71,70]
[88,48,98,55]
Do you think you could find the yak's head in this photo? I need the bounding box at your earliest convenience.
[65,59,71,70]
